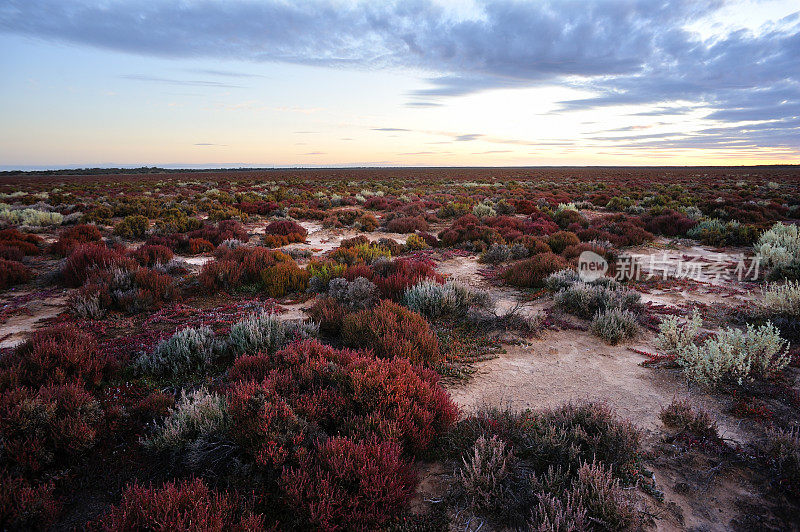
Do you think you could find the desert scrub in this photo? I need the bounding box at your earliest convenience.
[142,388,230,466]
[659,399,720,442]
[501,252,569,288]
[553,279,641,320]
[656,310,703,356]
[342,300,442,365]
[447,402,643,529]
[676,321,790,385]
[134,326,217,378]
[764,426,800,500]
[226,311,318,355]
[327,276,379,309]
[755,222,800,270]
[405,233,429,251]
[0,207,63,227]
[760,280,800,318]
[113,214,149,238]
[402,280,488,318]
[591,308,638,345]
[479,242,511,264]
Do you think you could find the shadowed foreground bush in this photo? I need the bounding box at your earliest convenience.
[93,478,264,531]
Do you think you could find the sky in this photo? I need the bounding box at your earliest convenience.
[0,0,799,169]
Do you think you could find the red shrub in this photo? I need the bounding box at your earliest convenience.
[282,437,415,531]
[264,219,308,238]
[0,258,32,289]
[0,474,59,530]
[51,224,103,256]
[307,298,348,335]
[227,340,457,455]
[2,325,112,389]
[128,244,173,267]
[576,214,653,247]
[364,196,388,210]
[132,267,180,305]
[0,382,101,473]
[643,209,697,237]
[189,237,214,254]
[348,257,441,300]
[188,220,248,246]
[0,245,24,261]
[386,216,429,234]
[61,243,130,287]
[501,252,570,288]
[237,200,279,215]
[341,300,441,365]
[93,478,264,531]
[228,380,309,468]
[0,228,41,256]
[438,214,502,249]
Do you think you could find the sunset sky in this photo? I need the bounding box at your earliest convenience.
[1,0,798,169]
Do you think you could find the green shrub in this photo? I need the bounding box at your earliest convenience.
[554,281,641,320]
[655,310,702,355]
[227,311,318,356]
[142,387,230,460]
[755,222,800,270]
[591,308,638,345]
[402,280,488,318]
[134,326,216,378]
[676,321,790,384]
[114,215,149,238]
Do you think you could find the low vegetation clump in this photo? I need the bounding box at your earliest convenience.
[226,311,318,356]
[0,207,63,227]
[141,387,230,465]
[659,313,791,384]
[93,478,264,530]
[755,222,800,273]
[591,308,639,345]
[501,252,570,288]
[341,299,442,365]
[687,218,758,246]
[445,402,644,530]
[659,399,721,443]
[764,426,800,500]
[553,278,641,320]
[402,279,488,318]
[0,257,32,289]
[51,224,103,256]
[113,214,149,238]
[134,326,217,379]
[200,245,308,296]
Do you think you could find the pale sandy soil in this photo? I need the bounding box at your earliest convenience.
[0,291,68,348]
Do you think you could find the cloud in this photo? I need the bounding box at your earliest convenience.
[372,127,411,132]
[2,0,798,151]
[120,74,243,88]
[454,133,483,141]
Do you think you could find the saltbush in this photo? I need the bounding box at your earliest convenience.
[134,326,217,379]
[591,308,639,345]
[402,280,488,318]
[755,222,800,270]
[226,311,318,356]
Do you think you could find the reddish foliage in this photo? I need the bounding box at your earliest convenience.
[0,474,59,530]
[0,228,42,256]
[342,300,442,365]
[1,325,113,389]
[385,216,429,234]
[51,224,103,256]
[0,382,101,473]
[643,209,697,237]
[128,243,174,267]
[61,243,130,287]
[200,246,294,291]
[576,214,654,247]
[345,257,441,300]
[501,252,570,288]
[282,437,416,531]
[438,214,502,249]
[0,258,32,289]
[93,478,264,531]
[187,220,248,246]
[189,237,214,254]
[228,380,309,468]
[547,231,581,254]
[264,219,308,238]
[0,245,24,261]
[237,200,279,215]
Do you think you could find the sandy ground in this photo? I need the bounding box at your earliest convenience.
[0,290,68,348]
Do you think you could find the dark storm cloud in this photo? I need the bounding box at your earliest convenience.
[2,0,798,149]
